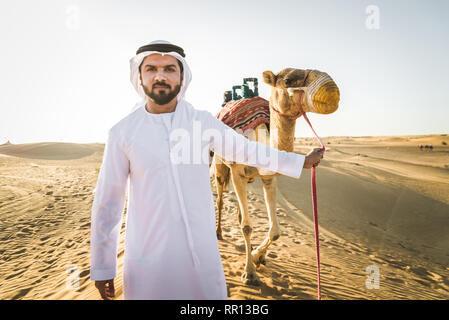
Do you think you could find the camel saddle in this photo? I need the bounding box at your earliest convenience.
[216,96,270,133]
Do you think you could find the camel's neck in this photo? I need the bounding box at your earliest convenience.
[268,102,297,152]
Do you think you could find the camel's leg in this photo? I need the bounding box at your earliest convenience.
[214,161,229,240]
[252,176,280,267]
[230,167,260,286]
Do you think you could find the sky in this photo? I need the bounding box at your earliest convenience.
[0,0,448,144]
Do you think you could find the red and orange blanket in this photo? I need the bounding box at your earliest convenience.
[216,96,270,132]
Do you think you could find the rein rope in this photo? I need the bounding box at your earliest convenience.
[303,112,324,300]
[269,70,324,300]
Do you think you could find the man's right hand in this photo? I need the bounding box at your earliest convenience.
[95,279,115,300]
[303,148,324,169]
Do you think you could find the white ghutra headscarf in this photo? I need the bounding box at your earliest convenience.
[129,40,192,112]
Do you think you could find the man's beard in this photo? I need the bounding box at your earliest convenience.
[142,82,181,105]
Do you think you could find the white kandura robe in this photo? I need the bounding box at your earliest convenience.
[90,100,306,300]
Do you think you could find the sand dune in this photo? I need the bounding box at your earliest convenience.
[0,135,448,299]
[0,142,102,160]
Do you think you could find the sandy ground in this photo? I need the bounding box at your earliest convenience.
[0,134,448,300]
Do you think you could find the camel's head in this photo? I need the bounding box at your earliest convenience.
[262,68,339,117]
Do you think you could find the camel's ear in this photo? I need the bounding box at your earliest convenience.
[262,71,276,87]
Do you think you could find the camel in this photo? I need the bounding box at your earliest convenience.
[213,68,340,285]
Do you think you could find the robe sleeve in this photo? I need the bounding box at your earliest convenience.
[204,112,306,179]
[90,128,129,281]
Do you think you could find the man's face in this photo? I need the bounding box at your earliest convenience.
[139,54,183,105]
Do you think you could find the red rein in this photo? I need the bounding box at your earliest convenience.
[269,76,324,299]
[303,112,324,300]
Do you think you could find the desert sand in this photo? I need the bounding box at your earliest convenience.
[0,134,448,300]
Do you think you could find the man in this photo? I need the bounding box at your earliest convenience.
[90,40,324,300]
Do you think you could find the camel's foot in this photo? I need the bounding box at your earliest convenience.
[251,250,267,267]
[241,271,260,286]
[216,228,223,241]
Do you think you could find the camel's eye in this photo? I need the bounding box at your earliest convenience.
[284,77,300,87]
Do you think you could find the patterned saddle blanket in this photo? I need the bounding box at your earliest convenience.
[216,96,270,132]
